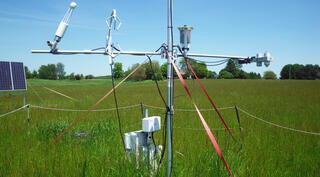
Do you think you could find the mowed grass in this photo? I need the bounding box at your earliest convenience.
[0,79,319,176]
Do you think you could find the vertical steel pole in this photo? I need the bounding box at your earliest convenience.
[167,0,173,176]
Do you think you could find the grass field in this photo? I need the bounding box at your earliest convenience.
[0,79,319,176]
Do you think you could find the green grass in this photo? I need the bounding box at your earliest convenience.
[0,79,319,176]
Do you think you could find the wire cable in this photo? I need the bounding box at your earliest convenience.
[110,64,126,151]
[146,55,167,108]
[146,53,169,176]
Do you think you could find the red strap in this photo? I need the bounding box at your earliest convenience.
[168,53,233,177]
[184,58,234,138]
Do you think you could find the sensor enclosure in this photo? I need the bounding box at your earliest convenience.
[142,116,161,132]
[178,25,193,55]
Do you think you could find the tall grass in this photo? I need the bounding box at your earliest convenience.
[0,79,319,176]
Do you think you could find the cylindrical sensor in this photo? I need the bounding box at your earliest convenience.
[55,22,68,38]
[178,25,193,50]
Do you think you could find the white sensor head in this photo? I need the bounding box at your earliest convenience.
[112,9,117,17]
[70,2,77,9]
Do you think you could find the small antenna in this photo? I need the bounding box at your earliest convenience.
[47,2,77,53]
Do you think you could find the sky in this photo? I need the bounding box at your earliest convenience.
[0,0,319,77]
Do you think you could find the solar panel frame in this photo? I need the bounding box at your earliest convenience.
[0,61,27,91]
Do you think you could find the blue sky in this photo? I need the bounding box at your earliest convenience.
[0,0,319,77]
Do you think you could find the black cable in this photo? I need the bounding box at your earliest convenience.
[151,132,156,147]
[146,55,168,108]
[91,47,105,51]
[140,102,144,118]
[110,64,125,152]
[156,112,167,177]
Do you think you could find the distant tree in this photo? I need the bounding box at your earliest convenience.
[263,71,277,80]
[237,70,248,79]
[222,59,248,79]
[32,70,38,78]
[113,62,124,79]
[197,62,209,78]
[80,74,84,79]
[160,62,177,79]
[127,63,146,81]
[38,64,57,80]
[144,61,162,80]
[247,72,261,79]
[206,71,213,78]
[85,74,94,79]
[280,64,320,80]
[208,71,218,79]
[24,66,32,79]
[56,62,66,80]
[75,74,81,80]
[161,62,167,78]
[152,72,163,81]
[280,64,292,79]
[179,59,208,79]
[69,73,75,80]
[218,70,233,79]
[225,59,238,76]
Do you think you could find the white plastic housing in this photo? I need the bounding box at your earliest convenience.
[55,22,68,38]
[142,116,161,132]
[124,130,147,151]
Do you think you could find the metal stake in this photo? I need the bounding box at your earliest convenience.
[235,104,241,132]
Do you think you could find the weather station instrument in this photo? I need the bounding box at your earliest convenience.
[31,1,274,176]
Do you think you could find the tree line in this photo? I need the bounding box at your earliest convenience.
[280,64,320,80]
[24,60,320,81]
[114,59,266,80]
[24,62,94,80]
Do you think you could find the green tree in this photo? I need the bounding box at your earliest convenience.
[68,73,75,80]
[161,62,167,78]
[38,64,57,80]
[224,59,247,79]
[225,59,238,76]
[126,63,146,81]
[280,64,320,80]
[179,59,208,79]
[32,70,38,78]
[113,62,124,79]
[56,62,66,80]
[85,75,94,79]
[280,64,292,79]
[263,71,277,80]
[160,62,177,79]
[24,66,32,79]
[218,70,233,79]
[208,71,218,79]
[247,72,261,79]
[144,61,161,80]
[75,74,81,80]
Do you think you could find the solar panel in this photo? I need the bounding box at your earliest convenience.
[11,62,27,90]
[0,61,27,91]
[0,61,13,91]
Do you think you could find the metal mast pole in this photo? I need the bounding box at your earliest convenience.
[167,0,173,176]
